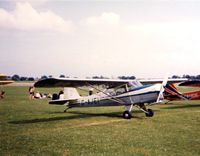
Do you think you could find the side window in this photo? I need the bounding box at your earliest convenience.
[115,87,126,95]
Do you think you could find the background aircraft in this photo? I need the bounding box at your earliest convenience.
[34,77,187,119]
[0,73,14,85]
[179,80,200,87]
[164,83,200,102]
[0,73,14,99]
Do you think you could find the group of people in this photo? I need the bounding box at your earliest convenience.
[29,86,52,99]
[1,86,52,100]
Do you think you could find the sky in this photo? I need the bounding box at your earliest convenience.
[0,0,200,78]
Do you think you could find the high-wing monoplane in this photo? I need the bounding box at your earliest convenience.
[34,77,187,119]
[0,74,14,85]
[164,83,200,102]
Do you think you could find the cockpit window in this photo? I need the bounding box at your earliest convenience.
[128,80,143,89]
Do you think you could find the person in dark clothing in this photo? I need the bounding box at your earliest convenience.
[29,86,35,99]
[0,91,5,99]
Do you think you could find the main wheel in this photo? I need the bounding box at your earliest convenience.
[123,111,132,119]
[145,109,154,117]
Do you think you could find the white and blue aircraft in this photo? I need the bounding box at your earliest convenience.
[34,77,187,119]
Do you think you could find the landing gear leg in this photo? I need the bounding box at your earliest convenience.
[139,103,154,117]
[64,107,71,113]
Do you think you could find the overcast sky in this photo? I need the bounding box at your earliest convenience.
[0,0,200,78]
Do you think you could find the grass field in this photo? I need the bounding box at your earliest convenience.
[0,86,200,156]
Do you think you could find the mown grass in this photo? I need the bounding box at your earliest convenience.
[0,86,200,156]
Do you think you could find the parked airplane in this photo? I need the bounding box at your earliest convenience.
[0,74,14,85]
[34,77,187,119]
[179,80,200,87]
[164,83,200,102]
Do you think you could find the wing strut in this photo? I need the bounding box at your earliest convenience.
[85,82,126,105]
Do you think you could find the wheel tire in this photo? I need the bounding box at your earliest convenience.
[123,111,132,119]
[145,109,154,117]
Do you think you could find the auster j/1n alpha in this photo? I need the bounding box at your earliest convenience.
[34,77,187,119]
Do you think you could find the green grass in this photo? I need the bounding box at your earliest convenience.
[0,86,200,156]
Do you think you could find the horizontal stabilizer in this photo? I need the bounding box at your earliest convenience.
[49,99,69,105]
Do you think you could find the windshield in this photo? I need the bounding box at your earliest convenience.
[128,80,143,89]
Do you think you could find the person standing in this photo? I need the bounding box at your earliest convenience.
[0,90,5,99]
[29,86,35,99]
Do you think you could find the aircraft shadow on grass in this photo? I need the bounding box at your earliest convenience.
[8,110,150,124]
[8,111,123,124]
[162,104,200,110]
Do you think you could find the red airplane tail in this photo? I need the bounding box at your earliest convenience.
[164,83,188,100]
[164,83,200,100]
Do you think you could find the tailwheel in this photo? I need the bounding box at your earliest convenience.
[145,109,154,117]
[123,111,132,119]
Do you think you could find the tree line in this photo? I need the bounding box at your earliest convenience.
[172,74,200,79]
[9,74,136,81]
[8,74,200,81]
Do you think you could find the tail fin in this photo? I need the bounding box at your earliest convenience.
[64,87,81,100]
[164,83,188,100]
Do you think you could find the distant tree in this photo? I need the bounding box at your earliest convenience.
[48,75,53,78]
[190,76,196,79]
[118,76,136,80]
[12,74,20,81]
[196,75,200,79]
[20,77,27,81]
[28,77,35,81]
[92,76,99,79]
[92,76,108,79]
[182,74,200,79]
[41,75,48,79]
[172,75,180,79]
[129,76,136,80]
[183,75,191,79]
[59,74,65,78]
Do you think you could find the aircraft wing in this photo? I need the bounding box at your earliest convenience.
[34,78,131,88]
[34,77,188,88]
[0,74,7,79]
[139,78,188,85]
[0,80,14,85]
[0,74,14,85]
[179,80,200,87]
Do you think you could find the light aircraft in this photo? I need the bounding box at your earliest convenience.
[179,80,200,87]
[34,77,187,119]
[164,83,200,102]
[0,74,14,85]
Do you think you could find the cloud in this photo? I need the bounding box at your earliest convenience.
[0,2,74,33]
[84,12,120,26]
[7,0,49,6]
[80,12,121,35]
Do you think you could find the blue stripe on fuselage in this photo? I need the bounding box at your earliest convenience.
[116,90,159,99]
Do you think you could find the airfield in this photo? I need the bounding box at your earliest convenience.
[0,84,200,156]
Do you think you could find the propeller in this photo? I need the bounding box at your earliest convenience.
[156,75,169,103]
